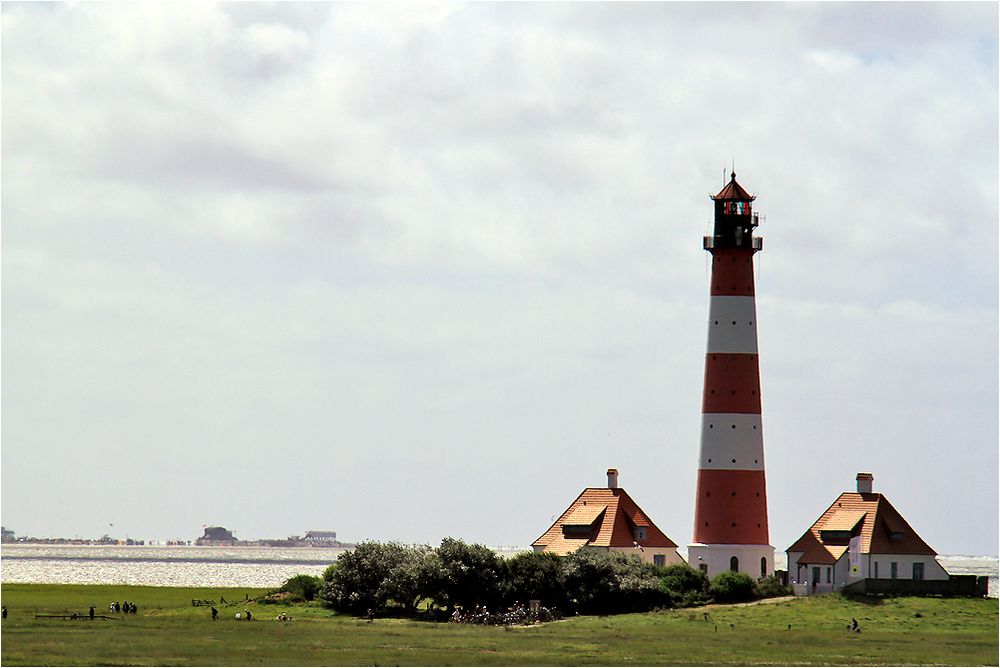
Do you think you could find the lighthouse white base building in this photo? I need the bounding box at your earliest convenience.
[687,543,774,579]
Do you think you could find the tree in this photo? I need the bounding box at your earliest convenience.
[563,548,667,614]
[504,551,567,609]
[320,541,418,613]
[424,538,505,612]
[380,545,432,614]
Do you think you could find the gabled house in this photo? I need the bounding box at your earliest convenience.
[532,468,684,567]
[786,473,947,594]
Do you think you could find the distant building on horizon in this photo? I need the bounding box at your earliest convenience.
[786,473,951,595]
[303,530,338,543]
[532,468,684,567]
[195,526,237,546]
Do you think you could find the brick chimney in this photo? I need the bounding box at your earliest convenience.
[856,472,874,494]
[607,468,619,489]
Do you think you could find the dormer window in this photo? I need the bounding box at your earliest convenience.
[634,527,647,541]
[819,529,852,543]
[563,524,592,538]
[820,510,866,544]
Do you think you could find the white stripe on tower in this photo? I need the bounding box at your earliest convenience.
[707,297,758,354]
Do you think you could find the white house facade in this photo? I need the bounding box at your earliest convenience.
[787,473,948,595]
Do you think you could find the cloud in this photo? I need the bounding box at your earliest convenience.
[1,2,996,553]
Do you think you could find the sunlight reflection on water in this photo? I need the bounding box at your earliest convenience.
[0,544,528,588]
[0,544,351,587]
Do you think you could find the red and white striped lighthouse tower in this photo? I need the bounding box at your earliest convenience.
[688,171,774,579]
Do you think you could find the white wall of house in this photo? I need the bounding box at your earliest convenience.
[610,546,685,567]
[688,543,774,579]
[788,550,949,594]
[833,552,949,586]
[786,551,837,594]
[787,551,806,584]
[866,554,949,581]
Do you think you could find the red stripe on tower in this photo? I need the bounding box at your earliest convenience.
[688,171,775,579]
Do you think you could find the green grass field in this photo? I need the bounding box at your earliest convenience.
[1,584,997,666]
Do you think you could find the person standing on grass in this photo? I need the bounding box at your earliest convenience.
[211,607,218,621]
[89,606,95,619]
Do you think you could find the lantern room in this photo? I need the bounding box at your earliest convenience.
[705,172,763,251]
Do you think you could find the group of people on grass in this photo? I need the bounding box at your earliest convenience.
[209,606,261,621]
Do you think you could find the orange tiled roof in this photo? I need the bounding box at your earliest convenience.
[532,487,678,555]
[712,173,755,202]
[563,504,608,526]
[823,509,867,532]
[787,492,936,566]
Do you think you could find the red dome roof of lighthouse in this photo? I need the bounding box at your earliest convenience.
[712,172,755,201]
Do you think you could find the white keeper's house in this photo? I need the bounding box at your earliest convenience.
[786,472,948,595]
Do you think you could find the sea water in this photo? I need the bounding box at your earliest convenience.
[1,544,996,596]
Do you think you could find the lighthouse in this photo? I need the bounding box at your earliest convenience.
[688,171,775,579]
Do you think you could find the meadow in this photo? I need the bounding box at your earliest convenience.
[1,583,997,666]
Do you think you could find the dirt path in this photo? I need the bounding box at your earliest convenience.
[699,595,797,610]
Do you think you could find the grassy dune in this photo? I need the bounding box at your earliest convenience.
[1,583,997,666]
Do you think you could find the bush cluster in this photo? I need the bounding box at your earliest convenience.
[281,545,786,617]
[312,539,766,618]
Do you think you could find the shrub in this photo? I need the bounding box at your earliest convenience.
[279,574,323,602]
[661,564,710,598]
[660,563,711,607]
[709,571,757,603]
[754,575,792,599]
[679,588,711,608]
[322,563,337,582]
[258,591,294,605]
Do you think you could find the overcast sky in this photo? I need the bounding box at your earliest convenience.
[2,2,997,556]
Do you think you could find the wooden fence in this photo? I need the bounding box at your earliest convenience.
[843,575,989,597]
